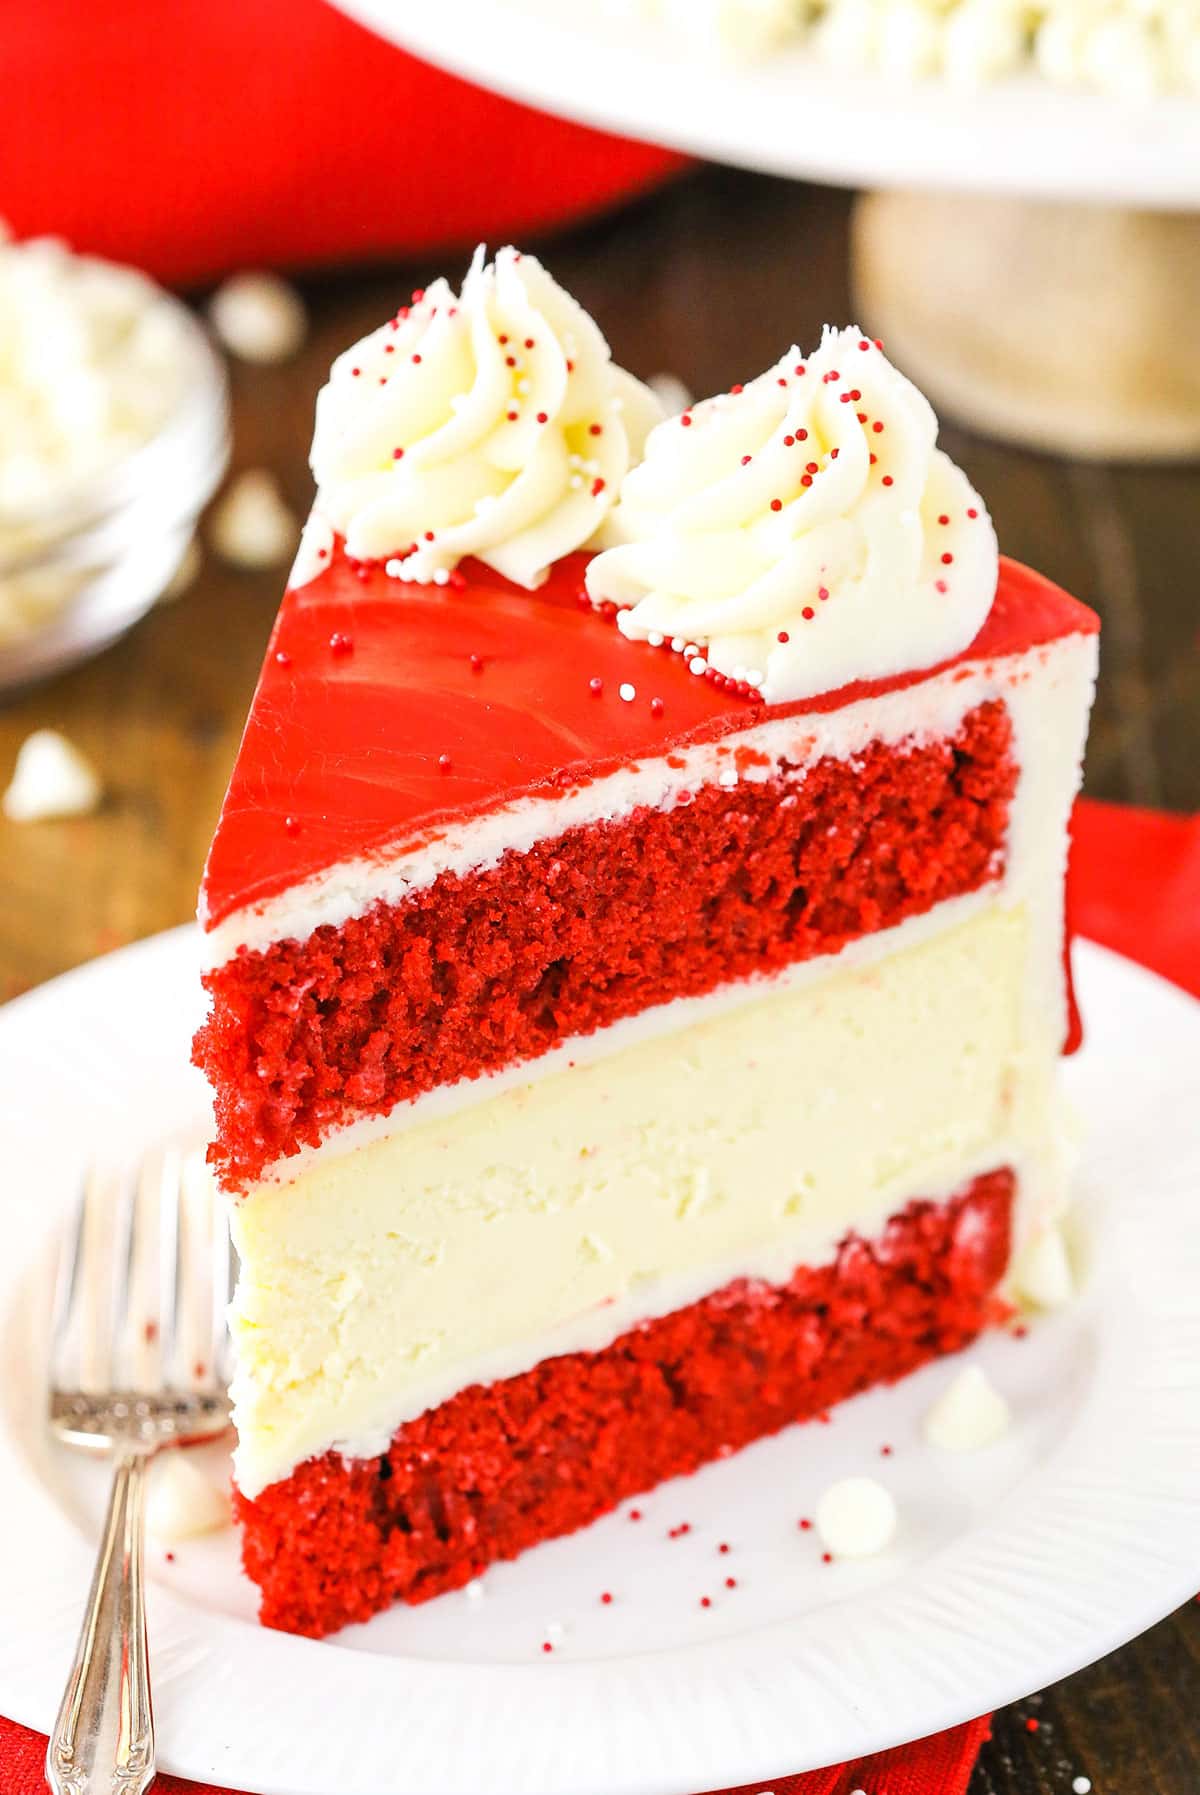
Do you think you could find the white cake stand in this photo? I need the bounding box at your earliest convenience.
[332,0,1200,460]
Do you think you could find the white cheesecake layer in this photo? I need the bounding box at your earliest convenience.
[232,904,1061,1498]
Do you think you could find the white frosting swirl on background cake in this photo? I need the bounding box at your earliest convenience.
[586,326,998,703]
[305,246,663,589]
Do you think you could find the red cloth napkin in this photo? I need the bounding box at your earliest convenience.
[2,797,1196,1794]
[3,0,685,283]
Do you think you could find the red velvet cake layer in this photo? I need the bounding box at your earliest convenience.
[197,701,1015,1188]
[199,551,1097,930]
[236,1168,1014,1638]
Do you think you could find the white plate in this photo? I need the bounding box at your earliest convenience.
[333,0,1200,209]
[0,929,1198,1795]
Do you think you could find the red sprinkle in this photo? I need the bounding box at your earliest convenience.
[1025,1718,1040,1733]
[392,447,405,460]
[770,498,783,513]
[802,606,815,621]
[437,754,452,774]
[469,653,484,674]
[600,1592,613,1605]
[725,1577,737,1589]
[936,580,948,594]
[882,474,894,486]
[273,649,291,667]
[284,816,300,837]
[797,428,809,441]
[525,338,535,350]
[873,421,884,433]
[629,1509,642,1521]
[777,630,790,643]
[680,414,693,427]
[329,632,353,656]
[858,339,871,351]
[938,514,950,525]
[165,1551,175,1563]
[942,553,954,565]
[967,506,979,518]
[542,1642,553,1654]
[881,1444,893,1456]
[589,423,603,436]
[700,1596,712,1609]
[649,697,664,718]
[730,383,744,394]
[412,353,422,364]
[741,455,753,465]
[589,676,603,697]
[536,412,549,424]
[591,477,606,497]
[799,1519,813,1531]
[821,1552,833,1564]
[818,586,829,600]
[718,1542,731,1554]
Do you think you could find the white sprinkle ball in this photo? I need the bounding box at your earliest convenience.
[671,636,686,653]
[718,767,738,787]
[433,569,450,587]
[648,631,664,647]
[618,682,636,702]
[689,656,707,675]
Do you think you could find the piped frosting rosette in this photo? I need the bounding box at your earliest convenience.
[300,246,664,590]
[586,326,999,704]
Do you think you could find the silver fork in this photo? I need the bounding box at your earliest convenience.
[46,1145,233,1795]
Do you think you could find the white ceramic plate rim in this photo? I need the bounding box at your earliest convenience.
[0,928,1198,1795]
[330,0,1200,209]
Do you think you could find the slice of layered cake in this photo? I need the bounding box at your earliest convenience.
[194,248,1098,1637]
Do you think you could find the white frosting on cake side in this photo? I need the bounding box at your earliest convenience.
[304,246,663,590]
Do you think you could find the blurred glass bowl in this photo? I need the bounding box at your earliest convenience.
[0,297,229,694]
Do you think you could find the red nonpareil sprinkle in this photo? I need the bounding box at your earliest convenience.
[859,339,871,351]
[589,676,603,697]
[384,344,395,354]
[194,1361,206,1379]
[725,1577,737,1589]
[525,338,535,350]
[274,649,291,667]
[507,410,518,421]
[770,498,783,512]
[873,420,885,433]
[797,428,808,440]
[799,1518,813,1531]
[284,816,300,837]
[505,356,517,368]
[536,412,549,424]
[542,1642,553,1654]
[801,474,813,488]
[412,288,425,303]
[629,1509,642,1521]
[1025,1718,1040,1733]
[600,1592,613,1605]
[700,1596,712,1608]
[591,477,606,497]
[1013,1323,1029,1339]
[849,389,861,401]
[795,364,807,376]
[680,414,693,427]
[881,1444,893,1456]
[806,461,819,474]
[718,1542,731,1554]
[498,334,509,344]
[378,377,387,386]
[741,454,753,465]
[649,697,664,718]
[858,412,868,424]
[870,453,878,465]
[351,367,361,377]
[589,423,603,436]
[942,552,954,565]
[830,447,839,459]
[730,383,744,394]
[936,580,948,594]
[438,754,452,774]
[882,474,894,486]
[469,653,484,673]
[329,632,353,656]
[823,369,840,383]
[424,531,436,542]
[566,359,575,372]
[938,514,950,525]
[776,377,788,388]
[318,548,328,558]
[821,1552,833,1564]
[392,447,405,460]
[777,630,789,643]
[802,606,815,621]
[412,353,422,364]
[165,1551,175,1563]
[967,507,979,518]
[818,586,829,600]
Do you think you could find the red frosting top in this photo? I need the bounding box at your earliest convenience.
[200,547,1099,930]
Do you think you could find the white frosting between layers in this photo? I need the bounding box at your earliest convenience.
[585,326,998,704]
[301,246,663,591]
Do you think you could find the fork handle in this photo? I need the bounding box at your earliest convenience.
[46,1444,155,1795]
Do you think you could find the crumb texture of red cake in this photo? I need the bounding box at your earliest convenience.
[198,702,1015,1188]
[236,1169,1013,1637]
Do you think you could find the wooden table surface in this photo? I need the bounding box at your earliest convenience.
[1,165,1197,1792]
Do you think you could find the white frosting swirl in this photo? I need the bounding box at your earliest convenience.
[586,326,999,704]
[305,246,663,590]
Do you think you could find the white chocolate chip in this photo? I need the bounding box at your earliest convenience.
[815,1476,897,1558]
[3,729,101,821]
[1072,1779,1092,1794]
[923,1364,1011,1452]
[1014,1222,1075,1310]
[209,470,298,569]
[647,371,693,417]
[147,1451,230,1542]
[208,272,307,365]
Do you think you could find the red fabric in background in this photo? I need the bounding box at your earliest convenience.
[2,1,685,284]
[1,798,1197,1791]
